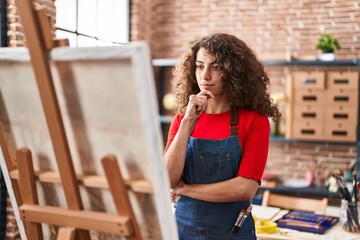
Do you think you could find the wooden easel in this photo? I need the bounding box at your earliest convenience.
[0,0,150,239]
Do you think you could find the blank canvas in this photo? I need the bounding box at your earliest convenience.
[0,43,178,240]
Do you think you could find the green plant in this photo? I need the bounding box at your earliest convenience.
[316,33,341,53]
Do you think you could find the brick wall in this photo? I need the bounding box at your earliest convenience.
[151,0,360,60]
[7,0,55,47]
[268,142,356,181]
[145,0,359,185]
[260,64,358,183]
[130,0,160,58]
[4,199,18,240]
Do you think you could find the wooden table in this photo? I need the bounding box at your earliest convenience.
[257,224,360,240]
[253,205,360,240]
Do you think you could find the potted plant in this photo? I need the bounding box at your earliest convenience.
[316,33,341,61]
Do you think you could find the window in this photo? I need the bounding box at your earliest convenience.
[55,0,130,47]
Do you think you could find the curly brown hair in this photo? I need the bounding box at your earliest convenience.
[171,33,281,121]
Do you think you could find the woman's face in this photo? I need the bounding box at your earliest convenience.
[195,48,224,96]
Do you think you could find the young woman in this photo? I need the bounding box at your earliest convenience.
[164,33,280,239]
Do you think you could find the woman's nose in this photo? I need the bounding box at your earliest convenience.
[202,68,211,80]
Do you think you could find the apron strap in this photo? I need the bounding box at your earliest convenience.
[230,107,238,136]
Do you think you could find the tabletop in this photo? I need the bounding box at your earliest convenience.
[253,205,360,240]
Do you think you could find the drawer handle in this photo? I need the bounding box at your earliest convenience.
[334,79,349,85]
[332,130,347,136]
[301,129,315,135]
[302,113,316,118]
[303,78,316,84]
[303,96,317,101]
[333,113,348,119]
[334,96,349,102]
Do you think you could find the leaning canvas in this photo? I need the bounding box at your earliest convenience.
[0,43,178,239]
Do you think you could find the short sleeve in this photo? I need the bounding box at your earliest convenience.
[237,114,270,183]
[164,114,182,152]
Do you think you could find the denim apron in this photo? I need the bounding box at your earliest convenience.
[175,108,256,240]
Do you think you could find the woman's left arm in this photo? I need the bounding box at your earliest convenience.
[171,176,259,202]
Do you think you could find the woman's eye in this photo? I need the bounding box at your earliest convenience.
[212,65,220,70]
[196,65,204,69]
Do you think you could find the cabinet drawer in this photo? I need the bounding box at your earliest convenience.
[325,106,358,124]
[293,71,325,89]
[326,90,358,106]
[292,121,324,140]
[327,71,359,90]
[294,89,326,105]
[324,121,356,142]
[293,105,324,122]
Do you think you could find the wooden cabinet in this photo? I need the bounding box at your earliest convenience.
[290,70,359,142]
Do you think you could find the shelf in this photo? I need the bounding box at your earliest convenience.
[152,59,360,68]
[262,59,360,67]
[160,115,173,124]
[270,136,356,145]
[259,185,341,198]
[152,58,178,67]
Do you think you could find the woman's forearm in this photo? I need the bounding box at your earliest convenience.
[164,117,197,188]
[172,176,259,202]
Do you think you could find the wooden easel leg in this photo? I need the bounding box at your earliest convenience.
[57,227,76,240]
[102,155,143,240]
[0,121,22,205]
[16,1,91,239]
[16,148,43,240]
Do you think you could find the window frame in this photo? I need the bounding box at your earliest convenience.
[55,0,131,47]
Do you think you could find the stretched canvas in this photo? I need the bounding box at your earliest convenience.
[0,43,178,239]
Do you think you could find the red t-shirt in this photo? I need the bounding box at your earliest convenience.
[165,108,270,182]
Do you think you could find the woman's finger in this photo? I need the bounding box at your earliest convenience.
[186,94,209,117]
[197,89,215,99]
[197,98,207,113]
[193,98,207,114]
